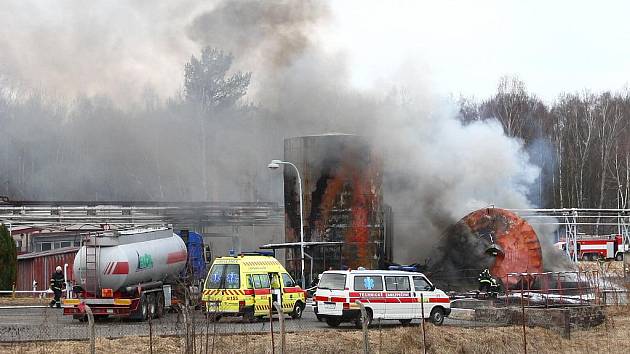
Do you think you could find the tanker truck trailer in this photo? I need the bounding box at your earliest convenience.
[62,227,207,320]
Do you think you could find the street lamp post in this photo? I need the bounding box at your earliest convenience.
[268,159,306,288]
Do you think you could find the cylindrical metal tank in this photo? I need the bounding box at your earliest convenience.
[434,208,543,289]
[73,228,187,292]
[283,134,388,280]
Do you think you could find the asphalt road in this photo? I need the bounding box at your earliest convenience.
[0,305,478,342]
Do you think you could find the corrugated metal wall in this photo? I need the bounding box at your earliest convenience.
[16,249,77,291]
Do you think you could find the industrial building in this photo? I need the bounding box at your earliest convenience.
[281,134,392,281]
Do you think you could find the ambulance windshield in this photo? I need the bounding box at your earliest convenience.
[318,273,346,290]
[206,264,240,289]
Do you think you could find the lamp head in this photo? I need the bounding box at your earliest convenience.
[267,161,280,169]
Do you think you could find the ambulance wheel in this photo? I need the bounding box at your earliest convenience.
[208,313,222,322]
[325,317,342,327]
[430,307,444,326]
[616,253,624,261]
[316,314,324,322]
[290,302,304,319]
[354,309,372,329]
[243,307,256,323]
[399,319,412,325]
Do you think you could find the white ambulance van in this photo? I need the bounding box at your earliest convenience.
[314,269,450,328]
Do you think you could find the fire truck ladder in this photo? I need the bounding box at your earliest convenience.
[564,209,579,262]
[83,236,99,298]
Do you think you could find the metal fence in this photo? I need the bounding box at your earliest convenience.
[2,267,630,353]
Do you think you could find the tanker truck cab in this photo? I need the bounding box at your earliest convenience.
[202,252,306,321]
[314,269,450,328]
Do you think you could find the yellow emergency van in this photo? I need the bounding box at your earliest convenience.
[201,252,306,321]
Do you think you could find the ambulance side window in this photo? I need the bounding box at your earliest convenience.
[281,273,295,287]
[385,276,411,291]
[246,275,254,289]
[251,275,262,289]
[354,276,383,291]
[413,276,432,291]
[251,274,270,289]
[260,274,270,288]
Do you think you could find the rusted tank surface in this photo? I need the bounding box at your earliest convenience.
[16,247,78,291]
[437,208,543,289]
[283,134,389,279]
[463,208,543,287]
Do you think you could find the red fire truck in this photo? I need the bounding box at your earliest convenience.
[555,234,627,261]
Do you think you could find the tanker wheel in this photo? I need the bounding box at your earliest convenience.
[148,294,157,319]
[156,293,165,318]
[140,295,149,321]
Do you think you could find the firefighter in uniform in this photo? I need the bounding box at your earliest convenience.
[49,266,65,308]
[478,268,500,296]
[478,268,493,292]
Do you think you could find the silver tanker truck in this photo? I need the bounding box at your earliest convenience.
[62,227,206,321]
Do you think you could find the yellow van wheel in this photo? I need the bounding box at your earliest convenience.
[243,307,256,323]
[290,302,304,319]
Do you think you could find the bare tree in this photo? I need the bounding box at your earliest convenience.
[595,93,627,210]
[482,76,535,138]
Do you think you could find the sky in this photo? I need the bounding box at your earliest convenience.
[327,0,630,101]
[1,1,630,102]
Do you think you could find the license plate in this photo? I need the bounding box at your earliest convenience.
[207,302,220,308]
[322,303,336,310]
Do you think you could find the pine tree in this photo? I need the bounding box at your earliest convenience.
[0,224,17,291]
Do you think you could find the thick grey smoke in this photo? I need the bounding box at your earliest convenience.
[0,1,208,104]
[187,0,328,69]
[0,0,547,264]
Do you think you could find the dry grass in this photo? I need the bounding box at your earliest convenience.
[578,260,625,276]
[3,309,630,353]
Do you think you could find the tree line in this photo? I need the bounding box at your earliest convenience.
[458,76,630,210]
[2,46,629,211]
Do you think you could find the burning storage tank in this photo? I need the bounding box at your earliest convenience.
[283,134,391,280]
[434,207,543,289]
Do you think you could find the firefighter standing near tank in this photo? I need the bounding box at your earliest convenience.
[49,266,65,308]
[478,268,493,292]
[478,268,500,296]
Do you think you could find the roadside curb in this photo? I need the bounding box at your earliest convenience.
[0,305,49,309]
